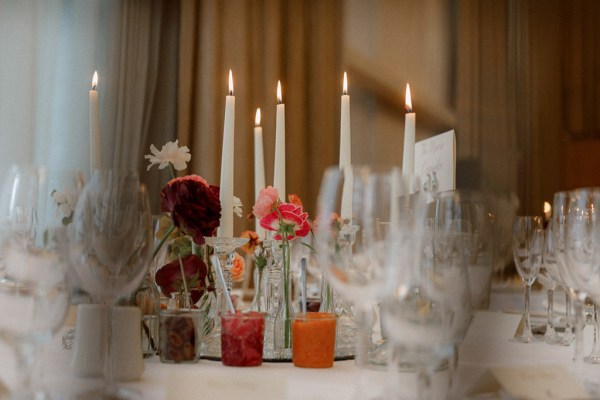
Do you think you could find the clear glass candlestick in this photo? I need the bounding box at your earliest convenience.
[200,236,248,358]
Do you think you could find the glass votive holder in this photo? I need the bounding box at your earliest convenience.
[159,309,205,364]
[292,312,337,368]
[220,311,265,366]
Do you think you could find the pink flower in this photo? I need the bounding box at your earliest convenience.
[260,202,311,240]
[252,186,279,218]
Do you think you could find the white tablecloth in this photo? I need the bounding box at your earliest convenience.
[0,288,597,399]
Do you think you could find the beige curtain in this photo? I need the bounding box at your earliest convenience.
[177,0,342,234]
[103,0,179,210]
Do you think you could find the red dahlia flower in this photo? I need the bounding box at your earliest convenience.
[155,254,208,304]
[160,174,221,245]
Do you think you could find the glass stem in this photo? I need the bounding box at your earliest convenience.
[416,364,434,400]
[353,305,372,369]
[573,299,584,364]
[14,340,40,396]
[105,304,116,392]
[564,293,574,344]
[524,284,533,339]
[591,303,600,359]
[546,289,556,337]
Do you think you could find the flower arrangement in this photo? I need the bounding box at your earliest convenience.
[252,186,311,349]
[145,140,244,307]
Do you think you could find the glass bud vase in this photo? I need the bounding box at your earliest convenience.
[135,273,161,358]
[263,237,295,360]
[250,265,268,313]
[273,237,294,359]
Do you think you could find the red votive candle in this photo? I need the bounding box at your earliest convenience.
[220,311,265,366]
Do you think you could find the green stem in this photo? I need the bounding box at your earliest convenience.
[282,234,292,348]
[169,164,176,180]
[152,223,176,260]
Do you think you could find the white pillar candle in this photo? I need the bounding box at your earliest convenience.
[88,71,102,173]
[218,70,235,238]
[390,167,400,232]
[254,108,266,238]
[340,72,353,221]
[402,83,415,177]
[274,80,286,199]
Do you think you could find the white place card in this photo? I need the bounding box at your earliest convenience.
[414,129,456,201]
[466,365,590,400]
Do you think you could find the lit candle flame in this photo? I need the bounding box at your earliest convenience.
[544,201,552,220]
[255,108,261,126]
[92,71,98,90]
[228,69,233,96]
[405,83,413,113]
[343,72,348,95]
[277,80,282,104]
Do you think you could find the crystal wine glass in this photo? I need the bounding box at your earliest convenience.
[565,187,600,363]
[539,219,561,344]
[315,165,412,397]
[381,196,472,400]
[511,216,544,343]
[69,169,153,399]
[0,165,73,399]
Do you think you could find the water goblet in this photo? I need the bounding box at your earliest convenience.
[69,169,153,399]
[539,219,561,344]
[511,216,544,343]
[382,205,471,400]
[565,187,600,364]
[315,165,413,397]
[0,165,73,399]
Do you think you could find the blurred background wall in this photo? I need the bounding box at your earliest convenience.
[1,0,599,230]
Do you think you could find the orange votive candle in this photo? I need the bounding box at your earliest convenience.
[292,312,337,368]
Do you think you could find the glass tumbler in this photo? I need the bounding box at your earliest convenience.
[159,309,205,363]
[220,311,265,366]
[292,312,337,368]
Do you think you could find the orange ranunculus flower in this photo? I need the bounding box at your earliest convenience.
[240,230,260,255]
[287,193,303,207]
[231,254,246,282]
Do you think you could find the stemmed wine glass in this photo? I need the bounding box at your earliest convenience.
[565,187,600,364]
[0,165,73,399]
[511,216,544,343]
[381,190,472,400]
[69,170,153,399]
[539,219,561,344]
[552,190,579,348]
[315,166,411,397]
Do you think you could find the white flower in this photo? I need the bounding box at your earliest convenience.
[233,196,243,218]
[145,140,191,171]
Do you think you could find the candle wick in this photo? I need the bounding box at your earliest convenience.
[92,84,97,91]
[229,90,233,96]
[405,105,413,113]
